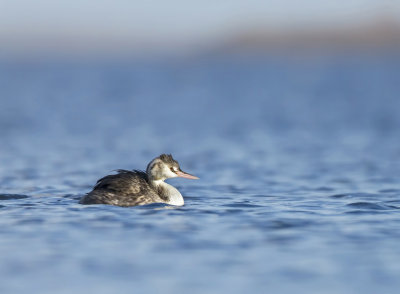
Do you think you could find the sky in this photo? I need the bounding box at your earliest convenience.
[0,0,399,54]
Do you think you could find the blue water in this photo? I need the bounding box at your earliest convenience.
[1,55,400,294]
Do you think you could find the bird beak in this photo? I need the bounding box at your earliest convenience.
[175,169,199,179]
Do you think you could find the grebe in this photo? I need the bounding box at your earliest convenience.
[79,154,198,207]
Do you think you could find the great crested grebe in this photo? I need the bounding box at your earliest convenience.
[79,154,198,207]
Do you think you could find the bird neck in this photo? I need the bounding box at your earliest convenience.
[150,179,184,206]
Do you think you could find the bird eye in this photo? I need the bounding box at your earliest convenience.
[170,167,176,172]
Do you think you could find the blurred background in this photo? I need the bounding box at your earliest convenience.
[1,0,400,58]
[1,1,400,294]
[1,0,399,163]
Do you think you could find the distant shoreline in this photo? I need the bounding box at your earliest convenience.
[1,18,400,59]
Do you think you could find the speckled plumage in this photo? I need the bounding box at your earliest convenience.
[79,170,166,206]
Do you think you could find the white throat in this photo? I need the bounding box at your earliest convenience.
[152,180,184,206]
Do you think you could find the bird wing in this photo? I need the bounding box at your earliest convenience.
[82,170,161,206]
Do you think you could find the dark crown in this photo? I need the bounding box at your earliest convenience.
[159,154,178,165]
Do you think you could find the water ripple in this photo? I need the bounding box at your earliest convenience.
[222,202,263,208]
[345,202,399,210]
[0,194,29,200]
[330,192,379,199]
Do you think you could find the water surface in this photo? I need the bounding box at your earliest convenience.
[0,55,400,293]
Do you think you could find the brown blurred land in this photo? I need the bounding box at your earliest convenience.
[212,16,400,55]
